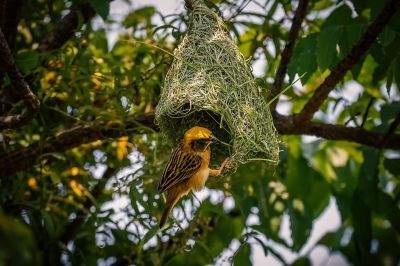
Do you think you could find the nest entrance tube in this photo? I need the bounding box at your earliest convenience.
[155,0,279,171]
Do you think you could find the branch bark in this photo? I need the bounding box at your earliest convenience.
[269,0,309,111]
[0,0,23,95]
[297,0,400,121]
[0,112,156,177]
[279,114,400,149]
[2,112,400,177]
[0,0,22,50]
[0,27,40,129]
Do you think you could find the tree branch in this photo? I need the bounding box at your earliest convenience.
[0,27,40,129]
[37,2,96,52]
[277,114,400,149]
[0,0,23,93]
[381,112,400,148]
[297,0,400,121]
[269,0,309,111]
[0,1,97,125]
[0,0,22,50]
[2,112,400,177]
[0,112,157,177]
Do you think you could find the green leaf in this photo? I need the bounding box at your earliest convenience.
[350,147,380,260]
[386,65,394,95]
[357,147,380,203]
[343,23,366,53]
[339,22,367,79]
[323,5,352,27]
[292,257,311,266]
[297,50,318,84]
[317,26,342,71]
[123,6,155,28]
[138,225,159,252]
[89,0,110,20]
[233,243,251,266]
[388,10,400,32]
[333,161,360,197]
[15,50,39,74]
[215,213,244,242]
[286,155,331,217]
[350,59,364,80]
[351,0,369,15]
[42,212,57,241]
[285,152,332,250]
[289,206,312,251]
[288,34,318,84]
[375,191,400,233]
[369,0,390,19]
[91,29,108,52]
[351,0,387,20]
[380,101,400,125]
[351,189,372,255]
[372,225,400,258]
[318,227,347,249]
[394,56,400,87]
[370,42,386,65]
[238,27,258,58]
[172,29,182,40]
[0,212,41,265]
[384,158,400,178]
[194,201,245,260]
[379,27,396,47]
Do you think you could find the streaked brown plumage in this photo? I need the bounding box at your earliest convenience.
[158,126,229,228]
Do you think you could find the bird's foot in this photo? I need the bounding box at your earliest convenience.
[219,157,231,172]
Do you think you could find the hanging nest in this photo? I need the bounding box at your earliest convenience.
[155,0,279,171]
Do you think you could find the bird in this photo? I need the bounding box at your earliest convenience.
[157,126,229,228]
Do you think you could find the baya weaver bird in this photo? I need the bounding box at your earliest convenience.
[158,126,229,228]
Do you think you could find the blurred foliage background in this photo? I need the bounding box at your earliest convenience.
[0,0,399,265]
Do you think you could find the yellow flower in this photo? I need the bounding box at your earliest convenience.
[42,71,61,89]
[70,167,80,176]
[27,177,37,190]
[116,136,129,161]
[70,180,84,197]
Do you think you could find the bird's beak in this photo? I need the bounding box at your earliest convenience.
[210,135,220,143]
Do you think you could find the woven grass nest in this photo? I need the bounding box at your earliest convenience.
[155,0,279,171]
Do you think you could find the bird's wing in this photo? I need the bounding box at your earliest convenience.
[158,144,202,193]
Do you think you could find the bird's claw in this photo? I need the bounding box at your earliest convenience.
[220,157,231,172]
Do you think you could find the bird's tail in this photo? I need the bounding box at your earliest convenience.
[159,196,180,229]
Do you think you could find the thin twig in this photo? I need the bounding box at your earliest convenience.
[269,0,309,112]
[0,27,40,129]
[344,113,361,127]
[381,112,400,148]
[360,97,375,128]
[227,0,252,21]
[297,0,400,121]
